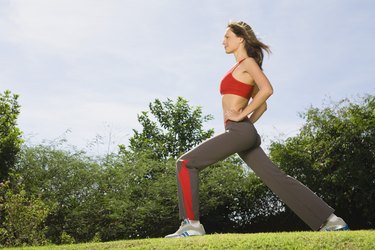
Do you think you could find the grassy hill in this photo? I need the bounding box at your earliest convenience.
[6,230,375,250]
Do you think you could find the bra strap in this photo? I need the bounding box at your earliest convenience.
[230,57,248,72]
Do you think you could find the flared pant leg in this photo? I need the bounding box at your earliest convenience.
[239,147,334,230]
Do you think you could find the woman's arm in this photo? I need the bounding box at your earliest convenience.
[249,102,267,123]
[248,85,267,123]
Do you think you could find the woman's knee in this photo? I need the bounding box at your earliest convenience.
[176,158,188,172]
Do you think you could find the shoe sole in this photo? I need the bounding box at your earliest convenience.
[179,230,205,237]
[335,225,350,231]
[165,230,205,238]
[321,224,350,231]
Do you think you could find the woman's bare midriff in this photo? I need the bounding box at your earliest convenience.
[222,94,249,120]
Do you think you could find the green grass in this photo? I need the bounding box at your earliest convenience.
[5,230,375,250]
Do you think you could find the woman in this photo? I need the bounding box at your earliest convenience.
[165,21,349,238]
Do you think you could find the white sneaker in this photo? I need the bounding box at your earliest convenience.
[165,219,206,238]
[320,216,350,231]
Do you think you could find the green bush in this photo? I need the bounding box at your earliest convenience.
[60,231,75,244]
[0,176,51,247]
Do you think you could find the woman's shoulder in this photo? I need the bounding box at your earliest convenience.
[242,57,261,71]
[243,57,257,65]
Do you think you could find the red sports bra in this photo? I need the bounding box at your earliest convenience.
[220,58,254,100]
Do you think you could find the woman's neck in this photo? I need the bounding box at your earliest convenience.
[233,50,248,62]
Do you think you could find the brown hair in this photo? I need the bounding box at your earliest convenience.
[227,21,271,69]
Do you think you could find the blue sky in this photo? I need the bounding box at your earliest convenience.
[1,0,374,155]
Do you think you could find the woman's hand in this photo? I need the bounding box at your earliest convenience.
[224,109,245,122]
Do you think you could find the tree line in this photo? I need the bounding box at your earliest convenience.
[0,91,374,247]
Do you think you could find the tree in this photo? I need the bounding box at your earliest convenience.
[269,95,375,229]
[97,152,178,240]
[15,143,103,244]
[0,90,23,182]
[126,97,214,160]
[0,175,50,247]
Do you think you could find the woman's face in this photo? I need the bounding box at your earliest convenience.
[222,28,243,54]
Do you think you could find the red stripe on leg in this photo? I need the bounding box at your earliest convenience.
[178,160,195,219]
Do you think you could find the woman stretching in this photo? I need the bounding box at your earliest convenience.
[165,21,349,238]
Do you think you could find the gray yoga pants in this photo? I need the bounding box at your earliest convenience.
[176,119,334,231]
